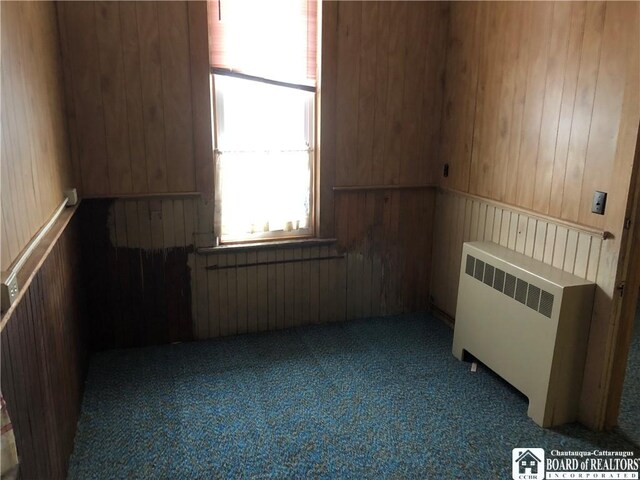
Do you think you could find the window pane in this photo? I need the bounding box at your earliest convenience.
[219,150,311,241]
[214,75,314,242]
[215,74,312,151]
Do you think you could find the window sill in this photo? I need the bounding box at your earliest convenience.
[196,237,337,255]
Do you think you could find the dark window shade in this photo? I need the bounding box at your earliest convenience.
[207,0,317,87]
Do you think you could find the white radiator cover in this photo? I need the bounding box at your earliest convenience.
[452,241,595,427]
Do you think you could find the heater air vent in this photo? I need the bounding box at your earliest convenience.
[464,254,555,319]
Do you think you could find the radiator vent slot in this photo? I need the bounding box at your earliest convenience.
[527,285,541,311]
[483,264,494,287]
[493,268,505,292]
[515,279,528,304]
[539,290,554,318]
[474,260,485,281]
[465,254,555,318]
[466,255,476,276]
[504,273,516,298]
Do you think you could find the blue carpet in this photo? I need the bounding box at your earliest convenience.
[619,305,640,443]
[69,314,638,479]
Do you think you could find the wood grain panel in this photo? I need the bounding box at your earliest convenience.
[57,1,200,196]
[331,2,447,188]
[439,1,639,229]
[1,214,87,480]
[1,1,74,272]
[440,2,480,193]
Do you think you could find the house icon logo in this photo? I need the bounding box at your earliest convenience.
[512,448,545,480]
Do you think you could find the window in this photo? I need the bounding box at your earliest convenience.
[207,0,318,244]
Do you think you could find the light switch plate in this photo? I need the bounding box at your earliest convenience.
[592,191,607,215]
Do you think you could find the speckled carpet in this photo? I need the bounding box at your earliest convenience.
[68,313,639,479]
[619,305,640,444]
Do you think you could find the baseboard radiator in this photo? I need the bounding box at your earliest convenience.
[452,241,595,427]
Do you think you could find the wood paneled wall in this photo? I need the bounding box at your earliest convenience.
[80,190,433,349]
[1,1,74,271]
[435,0,640,429]
[431,190,603,318]
[323,1,447,189]
[0,214,87,480]
[68,1,441,350]
[440,1,639,230]
[56,1,213,196]
[335,190,434,317]
[197,189,434,338]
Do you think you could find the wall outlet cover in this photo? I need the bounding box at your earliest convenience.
[592,191,607,215]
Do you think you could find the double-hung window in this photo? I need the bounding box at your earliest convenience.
[207,0,318,244]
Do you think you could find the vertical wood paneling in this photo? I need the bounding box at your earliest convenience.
[532,3,573,213]
[95,1,133,194]
[560,2,606,222]
[59,2,111,195]
[439,1,639,230]
[1,1,74,271]
[1,215,87,480]
[81,198,194,349]
[514,3,554,210]
[577,2,634,228]
[332,2,447,187]
[440,2,480,193]
[549,3,587,219]
[136,2,168,192]
[335,2,361,187]
[58,1,199,196]
[119,1,149,193]
[177,189,434,338]
[157,1,195,192]
[382,2,407,185]
[431,190,604,319]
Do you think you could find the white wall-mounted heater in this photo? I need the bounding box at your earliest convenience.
[452,241,595,427]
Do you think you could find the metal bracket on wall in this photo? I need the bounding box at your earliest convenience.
[1,272,19,313]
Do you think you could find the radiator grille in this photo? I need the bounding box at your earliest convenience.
[483,264,494,287]
[504,273,516,298]
[515,279,528,304]
[474,260,485,281]
[466,255,475,276]
[465,254,554,319]
[527,285,541,310]
[493,268,505,292]
[539,291,554,318]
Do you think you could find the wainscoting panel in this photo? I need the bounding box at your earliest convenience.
[431,189,603,318]
[79,198,195,350]
[193,245,347,340]
[0,213,87,480]
[81,190,435,346]
[192,189,435,337]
